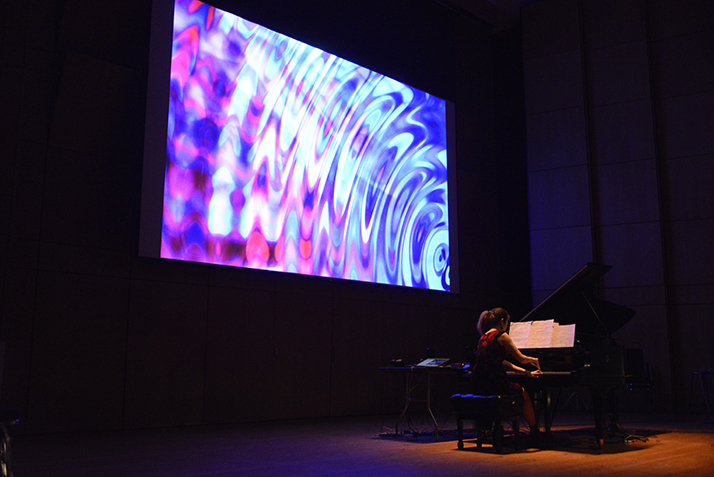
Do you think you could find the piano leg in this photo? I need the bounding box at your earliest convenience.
[607,386,620,434]
[589,386,607,446]
[532,388,552,435]
[546,387,564,436]
[589,384,620,447]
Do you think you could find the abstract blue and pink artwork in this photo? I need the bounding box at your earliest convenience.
[161,0,452,291]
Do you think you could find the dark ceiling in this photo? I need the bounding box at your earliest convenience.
[441,0,540,31]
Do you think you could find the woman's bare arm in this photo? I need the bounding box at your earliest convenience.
[498,332,541,370]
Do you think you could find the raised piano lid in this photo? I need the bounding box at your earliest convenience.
[520,262,635,343]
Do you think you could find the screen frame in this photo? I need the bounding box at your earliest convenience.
[140,0,459,293]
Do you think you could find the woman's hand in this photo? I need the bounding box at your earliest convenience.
[528,356,541,370]
[500,334,542,371]
[526,369,542,378]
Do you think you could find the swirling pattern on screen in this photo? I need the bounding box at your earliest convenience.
[162,0,451,291]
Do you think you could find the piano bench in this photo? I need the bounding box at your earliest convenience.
[451,393,524,453]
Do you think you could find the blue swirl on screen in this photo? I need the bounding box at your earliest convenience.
[162,0,451,291]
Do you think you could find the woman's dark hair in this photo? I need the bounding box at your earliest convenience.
[477,307,510,335]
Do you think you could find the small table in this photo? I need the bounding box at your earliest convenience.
[379,366,462,441]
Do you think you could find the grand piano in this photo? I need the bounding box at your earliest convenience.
[508,262,635,444]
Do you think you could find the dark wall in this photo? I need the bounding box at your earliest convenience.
[0,0,530,433]
[522,0,714,411]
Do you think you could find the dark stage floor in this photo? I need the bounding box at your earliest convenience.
[10,411,714,477]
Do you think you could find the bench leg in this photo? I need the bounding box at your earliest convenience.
[457,416,464,450]
[493,419,503,453]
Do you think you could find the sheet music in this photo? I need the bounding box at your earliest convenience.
[509,321,531,349]
[550,323,576,347]
[526,319,554,348]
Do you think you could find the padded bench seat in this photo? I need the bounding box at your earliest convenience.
[451,393,524,452]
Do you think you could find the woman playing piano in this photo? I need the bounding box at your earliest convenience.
[471,307,542,441]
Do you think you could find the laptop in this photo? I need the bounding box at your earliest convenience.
[415,357,452,367]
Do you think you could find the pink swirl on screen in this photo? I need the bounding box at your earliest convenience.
[161,0,451,291]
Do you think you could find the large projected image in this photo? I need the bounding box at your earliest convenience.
[160,0,453,291]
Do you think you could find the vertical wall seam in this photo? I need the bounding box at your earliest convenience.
[328,294,335,418]
[643,0,677,408]
[577,0,601,267]
[201,281,210,424]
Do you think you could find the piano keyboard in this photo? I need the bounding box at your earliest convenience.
[508,370,574,377]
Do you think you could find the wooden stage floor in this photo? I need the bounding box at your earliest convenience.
[11,411,714,476]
